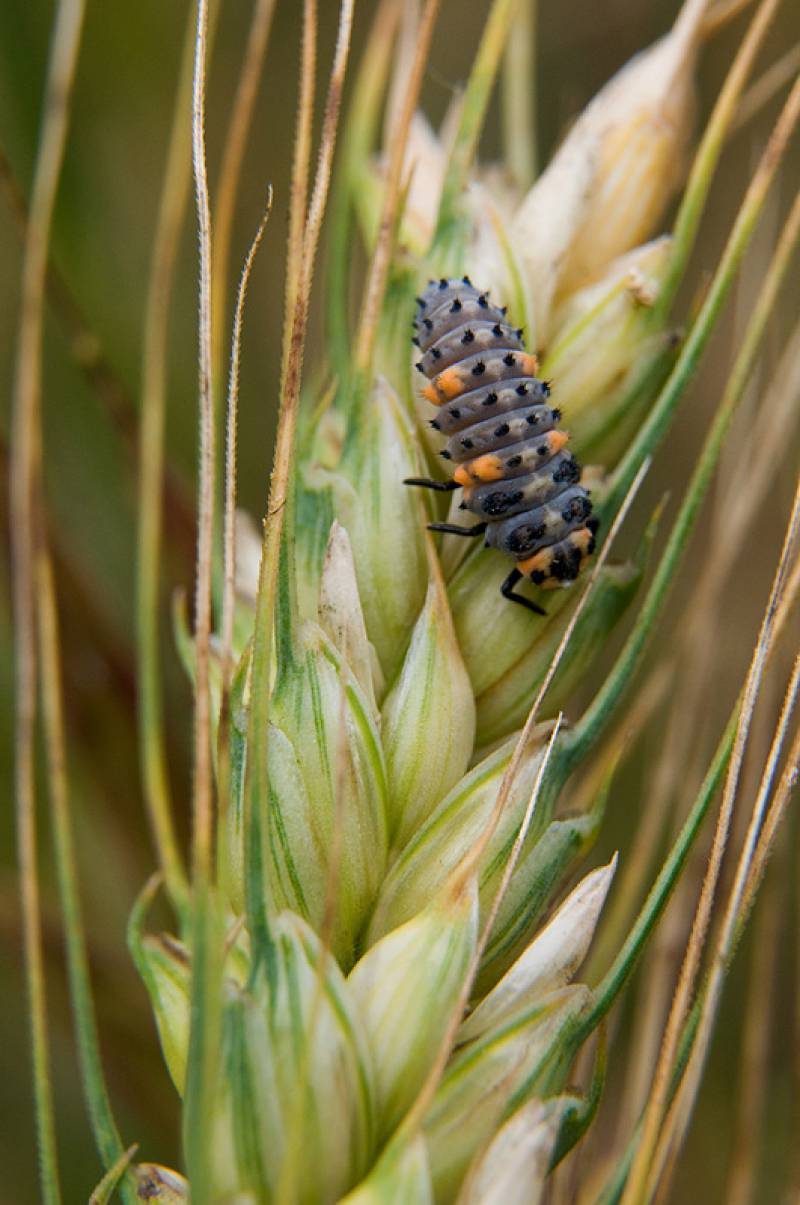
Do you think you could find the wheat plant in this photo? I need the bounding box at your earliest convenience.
[6,0,800,1202]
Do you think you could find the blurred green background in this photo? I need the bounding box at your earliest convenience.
[2,2,799,1202]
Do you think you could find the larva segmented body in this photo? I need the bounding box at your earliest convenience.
[407,276,598,613]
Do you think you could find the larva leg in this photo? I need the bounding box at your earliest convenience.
[427,522,487,537]
[403,477,459,492]
[500,567,546,615]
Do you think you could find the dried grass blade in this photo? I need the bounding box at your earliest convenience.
[657,651,800,1189]
[622,478,800,1205]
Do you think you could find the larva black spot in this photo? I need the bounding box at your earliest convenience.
[410,275,595,608]
[553,456,581,484]
[483,489,524,516]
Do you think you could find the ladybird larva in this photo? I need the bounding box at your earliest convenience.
[405,276,598,613]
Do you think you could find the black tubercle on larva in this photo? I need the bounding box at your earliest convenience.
[410,276,595,602]
[553,456,581,484]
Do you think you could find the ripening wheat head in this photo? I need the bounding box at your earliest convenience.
[128,1,800,1201]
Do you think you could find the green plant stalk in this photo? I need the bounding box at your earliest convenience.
[183,893,224,1205]
[594,1000,702,1205]
[184,0,222,1199]
[88,1146,138,1205]
[501,0,536,190]
[10,0,87,1199]
[432,0,520,260]
[653,0,782,322]
[37,548,134,1201]
[136,4,202,921]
